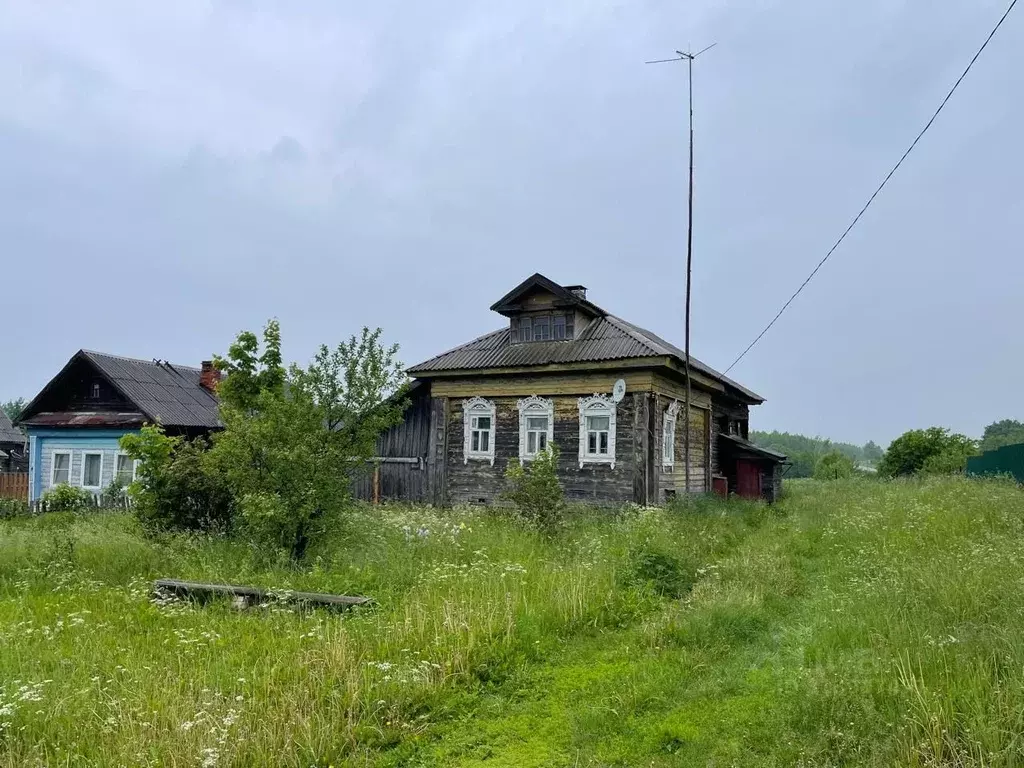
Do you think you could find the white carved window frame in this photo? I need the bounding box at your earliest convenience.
[578,394,616,469]
[517,396,554,461]
[462,397,496,465]
[663,400,680,468]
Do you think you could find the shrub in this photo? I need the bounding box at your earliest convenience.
[0,497,30,519]
[211,321,408,560]
[121,425,234,534]
[878,427,978,478]
[814,451,855,480]
[41,483,93,512]
[622,542,696,598]
[502,444,565,532]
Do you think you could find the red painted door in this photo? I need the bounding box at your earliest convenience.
[736,460,762,500]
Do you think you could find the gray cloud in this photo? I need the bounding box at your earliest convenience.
[1,1,1021,445]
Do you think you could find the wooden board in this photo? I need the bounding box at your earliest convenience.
[153,579,371,610]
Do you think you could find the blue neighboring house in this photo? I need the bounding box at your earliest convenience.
[16,350,222,501]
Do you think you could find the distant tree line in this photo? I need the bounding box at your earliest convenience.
[750,430,883,479]
[754,418,1024,482]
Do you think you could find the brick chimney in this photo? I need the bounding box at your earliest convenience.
[199,360,222,393]
[564,284,587,300]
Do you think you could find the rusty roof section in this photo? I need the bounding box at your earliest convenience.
[407,314,764,403]
[18,412,147,428]
[18,350,222,430]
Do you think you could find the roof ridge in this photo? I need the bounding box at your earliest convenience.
[81,349,202,371]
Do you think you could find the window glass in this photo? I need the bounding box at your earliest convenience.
[586,415,610,456]
[525,415,548,456]
[52,453,71,485]
[116,454,135,485]
[534,316,550,340]
[471,416,491,453]
[83,453,102,488]
[519,317,533,342]
[663,420,675,462]
[552,315,566,340]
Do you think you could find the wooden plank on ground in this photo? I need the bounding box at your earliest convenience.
[153,579,372,610]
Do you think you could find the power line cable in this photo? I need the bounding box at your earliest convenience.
[724,0,1018,374]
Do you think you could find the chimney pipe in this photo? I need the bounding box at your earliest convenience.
[200,360,222,393]
[564,284,587,300]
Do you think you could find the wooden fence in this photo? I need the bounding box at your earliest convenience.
[0,472,28,501]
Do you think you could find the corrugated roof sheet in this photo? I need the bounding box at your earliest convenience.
[407,315,764,402]
[82,351,222,428]
[0,411,25,445]
[719,433,788,461]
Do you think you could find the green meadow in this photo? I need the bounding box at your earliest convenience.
[2,477,1024,766]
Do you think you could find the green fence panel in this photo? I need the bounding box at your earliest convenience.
[967,443,1024,483]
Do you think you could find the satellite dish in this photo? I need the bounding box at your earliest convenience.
[612,379,626,403]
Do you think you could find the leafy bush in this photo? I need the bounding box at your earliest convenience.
[980,419,1024,453]
[121,425,234,534]
[211,321,408,560]
[814,451,856,480]
[622,542,696,598]
[878,427,978,478]
[41,483,93,512]
[502,444,565,532]
[0,497,30,519]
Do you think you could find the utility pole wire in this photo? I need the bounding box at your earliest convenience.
[724,0,1019,375]
[647,43,715,496]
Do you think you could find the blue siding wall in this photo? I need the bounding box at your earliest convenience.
[26,429,140,501]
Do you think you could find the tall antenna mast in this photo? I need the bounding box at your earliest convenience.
[647,43,716,497]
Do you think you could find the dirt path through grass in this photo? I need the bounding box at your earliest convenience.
[405,509,818,767]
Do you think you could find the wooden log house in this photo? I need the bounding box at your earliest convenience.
[362,273,786,506]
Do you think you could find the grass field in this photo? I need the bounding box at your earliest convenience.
[2,477,1024,766]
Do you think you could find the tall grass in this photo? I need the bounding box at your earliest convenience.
[4,478,1024,766]
[0,498,761,766]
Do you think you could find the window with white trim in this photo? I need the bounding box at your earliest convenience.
[115,453,138,485]
[663,401,679,467]
[463,397,496,465]
[517,396,554,460]
[81,451,103,489]
[578,394,616,468]
[51,451,71,486]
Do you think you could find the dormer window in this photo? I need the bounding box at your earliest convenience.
[511,313,574,344]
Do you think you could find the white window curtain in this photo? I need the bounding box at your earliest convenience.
[51,451,71,486]
[517,396,554,461]
[663,401,679,468]
[577,394,617,469]
[462,397,497,465]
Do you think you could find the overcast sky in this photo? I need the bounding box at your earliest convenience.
[1,1,1020,445]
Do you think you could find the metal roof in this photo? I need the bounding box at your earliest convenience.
[718,433,788,461]
[407,314,764,403]
[82,351,221,428]
[0,410,25,445]
[18,350,222,430]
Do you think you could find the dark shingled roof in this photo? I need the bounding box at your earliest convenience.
[407,314,764,403]
[18,350,221,430]
[0,410,24,445]
[81,351,221,428]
